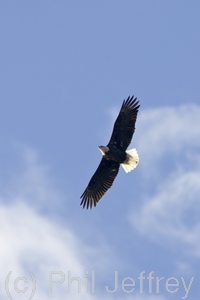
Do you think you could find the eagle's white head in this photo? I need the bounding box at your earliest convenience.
[98,145,109,156]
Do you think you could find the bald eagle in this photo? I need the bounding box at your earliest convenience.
[80,95,140,209]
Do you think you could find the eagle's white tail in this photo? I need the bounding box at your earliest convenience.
[121,148,139,173]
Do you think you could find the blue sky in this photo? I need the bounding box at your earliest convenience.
[0,1,200,299]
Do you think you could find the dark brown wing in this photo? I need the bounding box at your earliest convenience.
[108,96,140,150]
[80,157,120,209]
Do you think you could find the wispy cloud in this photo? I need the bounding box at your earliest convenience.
[0,145,113,299]
[136,104,200,171]
[129,104,200,257]
[0,201,89,299]
[1,144,63,210]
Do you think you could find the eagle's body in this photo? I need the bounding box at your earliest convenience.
[80,95,140,209]
[98,145,126,163]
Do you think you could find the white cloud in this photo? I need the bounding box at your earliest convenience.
[130,168,200,253]
[0,145,114,300]
[136,104,200,171]
[129,104,200,257]
[0,201,89,300]
[3,144,63,210]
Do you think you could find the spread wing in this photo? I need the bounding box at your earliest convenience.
[80,158,120,209]
[108,96,140,150]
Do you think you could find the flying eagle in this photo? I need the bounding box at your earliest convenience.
[80,95,140,209]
